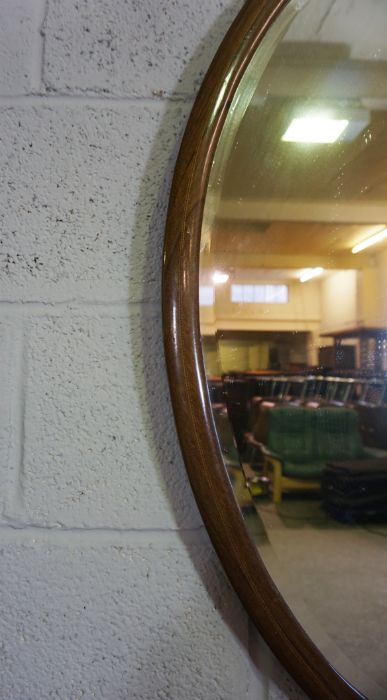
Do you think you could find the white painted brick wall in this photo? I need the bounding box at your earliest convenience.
[0,102,189,303]
[0,321,18,521]
[0,532,250,700]
[0,0,43,95]
[42,0,245,97]
[20,309,199,529]
[0,0,307,698]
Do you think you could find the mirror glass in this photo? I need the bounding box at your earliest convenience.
[200,1,387,697]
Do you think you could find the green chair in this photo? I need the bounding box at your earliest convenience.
[262,406,386,503]
[263,407,321,503]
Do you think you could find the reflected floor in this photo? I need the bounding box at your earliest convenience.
[247,494,387,697]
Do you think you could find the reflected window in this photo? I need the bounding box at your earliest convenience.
[199,285,215,306]
[231,283,288,304]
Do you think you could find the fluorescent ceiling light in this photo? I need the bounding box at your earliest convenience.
[212,271,229,284]
[352,228,387,254]
[282,116,349,144]
[299,267,324,283]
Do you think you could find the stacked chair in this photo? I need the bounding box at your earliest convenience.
[209,372,387,516]
[259,406,386,503]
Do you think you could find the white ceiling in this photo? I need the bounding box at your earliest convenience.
[286,0,387,60]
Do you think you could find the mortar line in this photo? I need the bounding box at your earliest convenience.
[0,522,209,546]
[0,299,159,306]
[0,299,160,317]
[0,94,194,107]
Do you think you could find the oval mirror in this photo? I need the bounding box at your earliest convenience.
[163,1,387,698]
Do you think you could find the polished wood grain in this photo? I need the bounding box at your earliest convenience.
[162,1,367,698]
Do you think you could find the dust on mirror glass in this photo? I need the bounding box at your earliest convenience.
[200,1,387,698]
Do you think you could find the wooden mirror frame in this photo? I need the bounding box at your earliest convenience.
[162,1,368,698]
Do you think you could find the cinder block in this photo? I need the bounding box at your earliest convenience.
[268,667,308,700]
[43,0,244,96]
[22,309,201,529]
[0,536,249,700]
[0,0,40,95]
[0,322,17,521]
[247,623,307,699]
[0,102,189,303]
[247,622,272,699]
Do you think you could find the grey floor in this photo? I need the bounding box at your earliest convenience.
[250,496,387,699]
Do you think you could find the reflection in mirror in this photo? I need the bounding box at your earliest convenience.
[200,1,387,698]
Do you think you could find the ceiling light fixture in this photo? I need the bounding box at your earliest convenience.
[352,228,387,254]
[282,115,349,144]
[299,267,324,283]
[212,271,229,284]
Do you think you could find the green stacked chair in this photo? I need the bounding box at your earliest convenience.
[262,406,387,503]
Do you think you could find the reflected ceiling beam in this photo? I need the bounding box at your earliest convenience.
[201,253,370,270]
[201,320,321,334]
[217,199,387,224]
[256,58,387,102]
